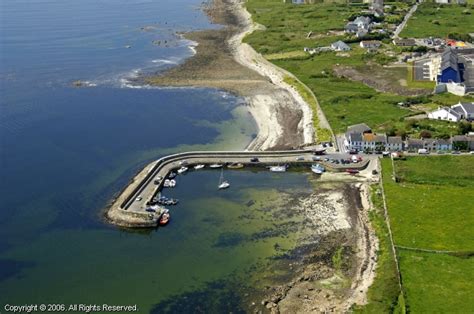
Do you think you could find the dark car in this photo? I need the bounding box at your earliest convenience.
[250,157,259,162]
[349,149,358,154]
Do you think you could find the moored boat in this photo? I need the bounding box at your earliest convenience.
[177,166,188,174]
[269,165,287,172]
[159,210,170,226]
[227,162,244,169]
[218,168,230,189]
[168,172,177,179]
[209,164,223,168]
[311,164,325,174]
[346,168,359,174]
[194,164,205,170]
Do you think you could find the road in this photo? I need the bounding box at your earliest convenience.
[392,1,421,39]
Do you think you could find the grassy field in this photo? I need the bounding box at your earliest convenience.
[380,156,474,312]
[382,156,474,250]
[398,250,474,313]
[244,1,361,54]
[245,0,419,134]
[274,54,411,133]
[400,3,474,38]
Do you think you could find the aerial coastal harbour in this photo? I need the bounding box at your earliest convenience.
[2,0,472,311]
[105,0,382,311]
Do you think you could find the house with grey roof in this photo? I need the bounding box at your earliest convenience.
[437,48,461,83]
[427,106,462,122]
[331,41,351,52]
[451,102,474,121]
[435,138,452,151]
[407,139,424,152]
[386,136,404,151]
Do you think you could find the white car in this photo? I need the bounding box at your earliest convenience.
[135,196,142,202]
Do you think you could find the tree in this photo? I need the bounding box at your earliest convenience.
[458,121,473,135]
[420,130,432,138]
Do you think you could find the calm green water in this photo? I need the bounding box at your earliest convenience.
[1,170,316,312]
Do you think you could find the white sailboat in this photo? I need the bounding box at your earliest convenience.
[194,164,205,170]
[218,168,230,190]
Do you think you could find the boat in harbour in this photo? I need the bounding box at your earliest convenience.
[346,168,359,174]
[269,165,287,172]
[311,164,325,174]
[177,166,188,174]
[194,164,205,170]
[163,179,176,188]
[159,210,170,226]
[168,172,177,179]
[209,164,223,169]
[218,168,230,190]
[227,162,244,169]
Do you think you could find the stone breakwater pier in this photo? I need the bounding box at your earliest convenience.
[106,150,371,228]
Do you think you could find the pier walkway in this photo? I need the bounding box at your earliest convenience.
[107,149,372,227]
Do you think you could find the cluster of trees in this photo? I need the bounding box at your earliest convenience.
[447,32,472,42]
[384,119,473,139]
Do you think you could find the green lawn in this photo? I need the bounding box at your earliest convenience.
[245,0,417,135]
[274,54,411,133]
[382,157,474,251]
[381,156,474,312]
[244,1,361,54]
[400,3,474,38]
[398,250,474,313]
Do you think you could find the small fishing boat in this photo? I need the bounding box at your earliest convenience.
[218,168,230,190]
[194,164,205,170]
[163,179,176,188]
[168,172,177,179]
[177,166,188,174]
[227,162,244,169]
[346,168,359,174]
[269,165,287,172]
[159,210,170,226]
[209,164,223,169]
[311,164,325,174]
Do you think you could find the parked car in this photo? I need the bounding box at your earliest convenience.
[296,156,305,161]
[250,157,259,162]
[349,149,358,154]
[418,149,429,155]
[451,151,461,155]
[135,196,142,202]
[312,156,321,161]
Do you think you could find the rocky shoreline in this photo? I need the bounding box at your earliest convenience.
[145,0,314,151]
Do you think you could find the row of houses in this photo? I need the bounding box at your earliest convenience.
[427,102,474,122]
[344,123,474,152]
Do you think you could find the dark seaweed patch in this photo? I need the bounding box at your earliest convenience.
[213,232,248,248]
[150,280,246,314]
[0,259,35,282]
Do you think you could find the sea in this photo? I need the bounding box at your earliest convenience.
[0,0,316,311]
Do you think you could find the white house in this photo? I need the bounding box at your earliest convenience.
[331,41,351,52]
[427,106,462,122]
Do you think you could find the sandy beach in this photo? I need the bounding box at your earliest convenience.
[146,0,314,151]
